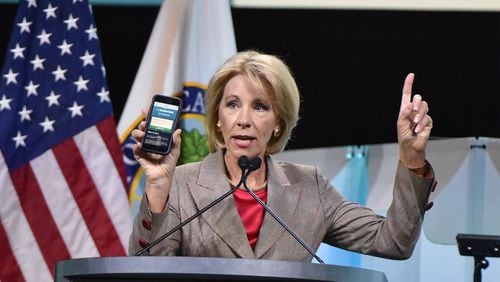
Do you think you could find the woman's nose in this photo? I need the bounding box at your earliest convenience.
[237,108,251,128]
[237,118,251,128]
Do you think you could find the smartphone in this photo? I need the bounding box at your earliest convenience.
[141,95,182,155]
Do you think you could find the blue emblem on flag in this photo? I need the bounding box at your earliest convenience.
[178,83,209,164]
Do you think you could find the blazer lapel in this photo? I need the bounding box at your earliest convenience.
[254,156,302,258]
[188,151,255,259]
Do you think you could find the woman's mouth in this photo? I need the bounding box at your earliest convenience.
[232,136,255,148]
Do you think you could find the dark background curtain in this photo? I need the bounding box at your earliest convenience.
[2,4,499,149]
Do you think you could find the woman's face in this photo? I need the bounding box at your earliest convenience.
[218,74,278,160]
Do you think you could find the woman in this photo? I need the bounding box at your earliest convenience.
[129,50,435,261]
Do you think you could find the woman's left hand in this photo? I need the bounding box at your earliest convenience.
[397,73,433,169]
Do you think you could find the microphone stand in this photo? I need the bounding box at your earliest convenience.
[134,185,239,256]
[134,157,253,256]
[242,173,325,264]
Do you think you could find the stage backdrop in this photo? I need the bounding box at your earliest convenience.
[1,4,500,148]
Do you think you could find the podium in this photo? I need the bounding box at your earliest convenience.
[55,256,387,282]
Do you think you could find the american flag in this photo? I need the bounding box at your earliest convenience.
[0,0,132,281]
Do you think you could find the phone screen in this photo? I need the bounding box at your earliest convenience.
[142,96,181,154]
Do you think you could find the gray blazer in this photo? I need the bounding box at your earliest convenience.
[129,150,434,261]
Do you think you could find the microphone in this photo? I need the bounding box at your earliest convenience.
[236,155,250,186]
[249,157,261,171]
[243,157,325,264]
[134,156,254,256]
[238,155,250,170]
[240,156,261,184]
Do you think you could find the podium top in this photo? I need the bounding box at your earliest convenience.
[55,256,387,282]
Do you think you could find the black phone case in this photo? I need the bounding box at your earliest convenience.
[140,95,182,155]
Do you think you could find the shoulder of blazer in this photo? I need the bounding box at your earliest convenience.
[267,156,321,187]
[173,151,223,185]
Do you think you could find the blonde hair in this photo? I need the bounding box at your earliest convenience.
[205,50,300,154]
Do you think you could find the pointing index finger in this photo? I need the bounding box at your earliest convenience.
[401,73,414,106]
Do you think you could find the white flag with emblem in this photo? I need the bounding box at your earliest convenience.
[117,0,236,214]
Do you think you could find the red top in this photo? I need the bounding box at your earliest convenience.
[233,188,268,249]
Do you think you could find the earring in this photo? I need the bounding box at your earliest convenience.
[216,121,221,132]
[273,127,280,137]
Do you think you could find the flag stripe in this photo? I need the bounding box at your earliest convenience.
[73,122,131,250]
[11,164,71,276]
[96,116,129,192]
[0,153,52,282]
[0,222,24,282]
[31,150,99,258]
[52,138,126,256]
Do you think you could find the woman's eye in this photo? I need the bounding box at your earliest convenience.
[255,103,269,111]
[226,101,238,108]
